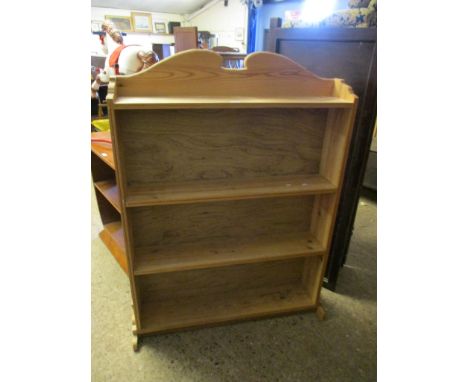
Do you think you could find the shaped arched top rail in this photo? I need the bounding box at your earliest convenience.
[107,49,357,109]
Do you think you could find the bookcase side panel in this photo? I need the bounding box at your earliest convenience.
[108,104,144,329]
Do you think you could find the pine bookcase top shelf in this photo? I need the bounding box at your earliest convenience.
[126,175,336,207]
[112,96,354,109]
[106,50,357,105]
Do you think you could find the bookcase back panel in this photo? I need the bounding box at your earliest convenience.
[139,257,305,303]
[130,196,314,248]
[116,108,327,186]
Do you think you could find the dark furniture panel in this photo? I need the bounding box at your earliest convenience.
[265,27,377,290]
[174,26,198,53]
[278,40,375,98]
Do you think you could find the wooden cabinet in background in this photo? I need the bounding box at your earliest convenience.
[174,26,198,53]
[103,50,358,350]
[265,27,377,289]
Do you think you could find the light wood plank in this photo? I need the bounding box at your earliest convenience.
[134,232,324,275]
[91,131,114,169]
[99,221,128,274]
[113,96,354,109]
[108,100,144,329]
[110,50,340,99]
[126,175,336,207]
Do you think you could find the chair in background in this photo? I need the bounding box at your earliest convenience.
[211,46,246,69]
[212,46,240,53]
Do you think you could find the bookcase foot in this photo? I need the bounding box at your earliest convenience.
[131,307,140,351]
[132,333,140,352]
[315,304,326,321]
[132,323,140,352]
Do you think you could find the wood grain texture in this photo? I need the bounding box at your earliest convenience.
[302,255,322,299]
[320,109,355,185]
[91,152,115,184]
[103,50,359,339]
[130,196,314,248]
[118,108,326,186]
[137,258,317,334]
[94,189,120,225]
[140,257,304,302]
[134,232,324,275]
[94,180,121,212]
[108,104,144,329]
[107,50,350,100]
[126,175,336,207]
[139,283,314,335]
[99,221,128,274]
[91,131,114,169]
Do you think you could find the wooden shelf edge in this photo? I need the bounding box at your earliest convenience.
[91,132,115,169]
[99,221,128,274]
[113,96,354,110]
[134,251,324,276]
[134,233,324,276]
[126,175,337,207]
[94,180,121,213]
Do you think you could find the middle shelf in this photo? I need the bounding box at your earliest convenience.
[134,231,324,276]
[95,180,121,212]
[126,174,336,207]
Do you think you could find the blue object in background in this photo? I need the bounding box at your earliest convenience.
[254,1,303,51]
[247,1,258,53]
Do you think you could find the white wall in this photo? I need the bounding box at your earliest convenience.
[91,6,183,56]
[185,0,248,52]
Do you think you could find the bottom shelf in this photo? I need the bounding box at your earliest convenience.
[137,257,320,335]
[99,221,128,274]
[139,283,315,335]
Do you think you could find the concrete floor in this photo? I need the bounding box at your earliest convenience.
[92,192,376,382]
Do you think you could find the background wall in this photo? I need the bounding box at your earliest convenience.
[91,2,248,56]
[91,7,183,56]
[186,0,248,52]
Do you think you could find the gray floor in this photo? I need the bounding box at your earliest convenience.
[92,192,376,382]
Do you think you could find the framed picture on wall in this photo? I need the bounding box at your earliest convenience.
[104,15,133,32]
[131,12,153,32]
[154,22,166,34]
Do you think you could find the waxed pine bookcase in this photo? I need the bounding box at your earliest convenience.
[105,50,358,350]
